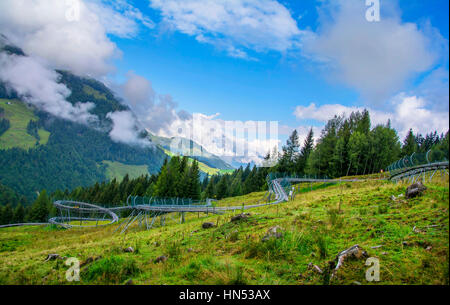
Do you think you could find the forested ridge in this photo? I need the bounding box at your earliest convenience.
[0,112,167,202]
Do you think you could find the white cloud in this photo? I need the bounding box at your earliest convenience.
[117,71,189,134]
[302,0,442,103]
[293,95,449,140]
[159,112,280,165]
[149,0,303,59]
[392,94,449,139]
[279,124,323,147]
[0,0,153,77]
[106,110,150,146]
[294,103,390,127]
[88,0,155,38]
[0,52,98,124]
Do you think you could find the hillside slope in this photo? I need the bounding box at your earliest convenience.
[0,41,234,202]
[149,134,234,170]
[0,177,447,285]
[0,45,167,200]
[0,99,50,149]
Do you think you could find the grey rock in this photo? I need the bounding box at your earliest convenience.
[202,222,215,229]
[231,213,250,222]
[405,181,427,199]
[123,247,134,253]
[155,255,167,263]
[262,225,283,242]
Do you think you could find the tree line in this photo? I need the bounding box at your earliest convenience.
[0,109,448,225]
[274,110,448,178]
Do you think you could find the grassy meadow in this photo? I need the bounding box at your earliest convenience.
[0,175,448,285]
[0,99,50,149]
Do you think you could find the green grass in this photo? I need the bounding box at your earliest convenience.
[0,174,448,285]
[102,160,150,181]
[0,99,50,149]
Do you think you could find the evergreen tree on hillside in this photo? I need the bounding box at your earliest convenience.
[306,115,342,177]
[12,204,25,223]
[28,190,51,222]
[296,127,314,174]
[187,160,201,200]
[204,179,215,199]
[216,175,229,200]
[0,204,13,225]
[229,170,243,197]
[402,129,418,156]
[278,129,300,173]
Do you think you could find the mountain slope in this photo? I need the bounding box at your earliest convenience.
[0,40,234,202]
[0,99,50,149]
[0,42,168,201]
[149,134,234,170]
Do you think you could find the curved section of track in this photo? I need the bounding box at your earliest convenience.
[388,161,449,181]
[0,175,390,230]
[49,200,119,228]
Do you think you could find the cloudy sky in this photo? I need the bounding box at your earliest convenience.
[0,0,448,162]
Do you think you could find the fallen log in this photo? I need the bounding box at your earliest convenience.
[331,244,368,279]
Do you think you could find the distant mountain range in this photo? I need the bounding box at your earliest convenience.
[0,39,233,203]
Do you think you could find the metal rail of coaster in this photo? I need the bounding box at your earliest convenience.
[0,174,382,230]
[1,147,447,230]
[386,149,449,183]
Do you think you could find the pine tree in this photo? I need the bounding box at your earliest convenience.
[12,204,25,223]
[1,204,13,224]
[204,179,215,199]
[216,175,229,200]
[402,129,417,156]
[29,190,51,222]
[296,127,314,174]
[188,160,201,200]
[278,129,300,173]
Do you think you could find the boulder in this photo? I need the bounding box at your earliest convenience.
[123,247,134,253]
[405,181,427,199]
[154,255,167,263]
[202,222,215,229]
[231,213,250,222]
[261,225,283,242]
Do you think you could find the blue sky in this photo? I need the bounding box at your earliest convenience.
[107,0,449,139]
[0,0,448,163]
